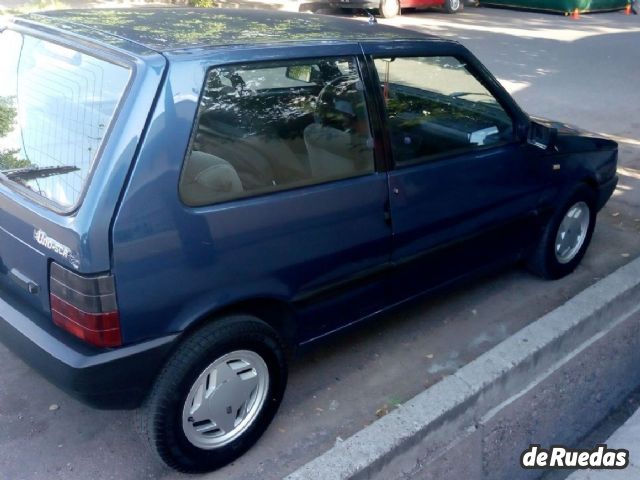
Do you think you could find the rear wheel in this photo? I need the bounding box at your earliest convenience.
[379,0,400,17]
[526,185,596,280]
[444,0,463,12]
[137,316,287,473]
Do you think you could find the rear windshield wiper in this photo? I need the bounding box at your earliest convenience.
[2,165,79,181]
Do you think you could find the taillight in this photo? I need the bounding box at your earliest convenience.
[49,262,122,348]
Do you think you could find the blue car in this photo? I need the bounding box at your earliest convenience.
[0,8,617,472]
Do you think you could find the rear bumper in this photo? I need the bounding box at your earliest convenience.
[0,287,177,409]
[329,0,380,8]
[596,174,618,211]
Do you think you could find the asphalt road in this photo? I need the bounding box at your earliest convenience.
[1,7,639,480]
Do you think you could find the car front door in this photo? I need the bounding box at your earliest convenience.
[361,42,556,301]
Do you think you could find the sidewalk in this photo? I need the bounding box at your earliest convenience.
[286,258,640,480]
[567,407,640,480]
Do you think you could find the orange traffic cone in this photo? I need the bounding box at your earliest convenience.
[625,3,632,14]
[571,7,580,18]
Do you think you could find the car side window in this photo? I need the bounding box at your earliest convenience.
[373,56,515,165]
[180,57,374,207]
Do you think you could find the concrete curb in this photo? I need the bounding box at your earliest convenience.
[286,257,640,480]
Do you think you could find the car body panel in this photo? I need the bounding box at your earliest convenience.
[359,42,561,300]
[402,0,446,7]
[331,0,447,9]
[110,44,393,344]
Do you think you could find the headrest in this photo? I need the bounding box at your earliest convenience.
[181,150,243,205]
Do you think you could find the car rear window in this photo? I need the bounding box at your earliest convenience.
[0,30,130,211]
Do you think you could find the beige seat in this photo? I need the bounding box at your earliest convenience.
[242,135,311,185]
[195,130,276,191]
[304,76,374,179]
[304,123,364,179]
[196,127,311,189]
[180,150,243,206]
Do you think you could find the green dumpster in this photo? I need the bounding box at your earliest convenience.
[479,0,629,14]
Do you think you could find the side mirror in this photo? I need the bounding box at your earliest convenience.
[527,121,558,150]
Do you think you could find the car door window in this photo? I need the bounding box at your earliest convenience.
[373,56,514,165]
[180,57,374,207]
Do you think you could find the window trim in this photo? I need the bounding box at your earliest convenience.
[179,55,380,209]
[367,53,521,170]
[0,26,136,215]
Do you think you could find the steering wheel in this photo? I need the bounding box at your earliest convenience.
[314,75,356,127]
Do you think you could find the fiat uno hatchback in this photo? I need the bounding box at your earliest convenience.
[0,8,617,472]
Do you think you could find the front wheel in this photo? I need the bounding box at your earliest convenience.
[137,316,287,473]
[379,0,400,17]
[526,185,596,280]
[444,0,464,13]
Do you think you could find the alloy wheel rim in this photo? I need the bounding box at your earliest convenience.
[182,350,269,449]
[554,201,590,264]
[450,0,460,10]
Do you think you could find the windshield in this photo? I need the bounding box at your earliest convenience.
[0,30,130,210]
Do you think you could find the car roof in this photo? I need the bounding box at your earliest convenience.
[17,8,437,53]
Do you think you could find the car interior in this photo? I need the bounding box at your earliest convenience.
[375,56,514,164]
[383,85,514,163]
[180,59,375,206]
[179,56,516,206]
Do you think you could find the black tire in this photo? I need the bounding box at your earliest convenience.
[379,0,400,17]
[444,0,464,13]
[137,315,287,473]
[526,185,596,280]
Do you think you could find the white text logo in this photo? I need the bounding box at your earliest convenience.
[521,444,629,470]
